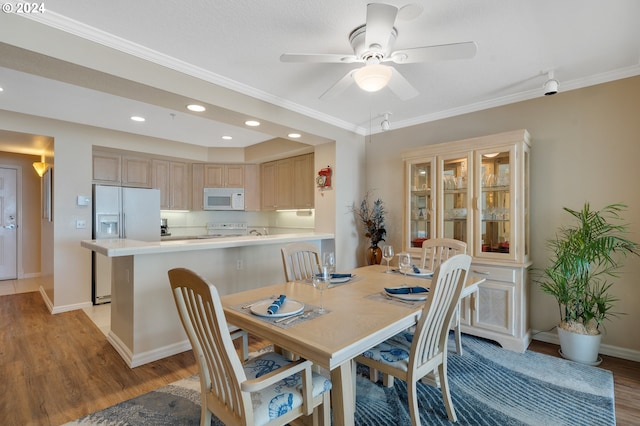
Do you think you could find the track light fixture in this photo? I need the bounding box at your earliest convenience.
[543,70,559,96]
[380,112,391,131]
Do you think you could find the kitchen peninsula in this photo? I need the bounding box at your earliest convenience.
[81,232,334,368]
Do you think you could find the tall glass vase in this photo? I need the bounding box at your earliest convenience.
[366,243,383,265]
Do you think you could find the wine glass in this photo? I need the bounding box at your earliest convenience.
[322,251,336,274]
[382,245,394,273]
[398,253,412,285]
[312,265,330,313]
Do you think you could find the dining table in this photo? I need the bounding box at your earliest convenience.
[221,264,485,426]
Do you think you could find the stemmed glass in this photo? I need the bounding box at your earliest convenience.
[382,245,394,273]
[398,253,412,285]
[313,265,330,313]
[322,251,336,274]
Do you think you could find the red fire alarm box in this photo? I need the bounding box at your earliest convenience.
[316,167,332,188]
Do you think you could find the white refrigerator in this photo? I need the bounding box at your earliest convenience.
[92,185,161,304]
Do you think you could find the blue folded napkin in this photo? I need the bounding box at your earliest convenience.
[384,286,429,295]
[331,273,352,278]
[412,264,421,274]
[267,294,286,315]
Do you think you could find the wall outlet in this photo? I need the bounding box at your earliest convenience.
[76,219,87,229]
[236,259,243,270]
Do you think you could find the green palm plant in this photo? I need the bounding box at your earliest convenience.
[537,203,639,334]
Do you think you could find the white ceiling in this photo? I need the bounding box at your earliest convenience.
[1,0,640,150]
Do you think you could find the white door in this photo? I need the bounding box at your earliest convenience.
[0,167,17,280]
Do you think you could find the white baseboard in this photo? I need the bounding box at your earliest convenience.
[532,329,640,362]
[107,331,191,368]
[38,286,94,314]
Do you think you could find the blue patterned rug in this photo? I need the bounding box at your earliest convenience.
[65,335,615,426]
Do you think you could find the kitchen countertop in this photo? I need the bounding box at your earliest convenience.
[81,232,334,257]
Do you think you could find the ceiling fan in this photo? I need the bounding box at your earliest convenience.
[280,3,477,100]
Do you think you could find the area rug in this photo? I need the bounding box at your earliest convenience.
[64,335,615,425]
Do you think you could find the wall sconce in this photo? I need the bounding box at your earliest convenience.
[33,161,49,177]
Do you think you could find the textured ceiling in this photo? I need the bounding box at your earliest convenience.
[1,0,639,149]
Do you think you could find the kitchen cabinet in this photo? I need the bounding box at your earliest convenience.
[152,159,189,210]
[402,129,531,352]
[92,150,121,184]
[92,150,152,188]
[261,154,314,211]
[261,157,293,210]
[204,164,245,188]
[243,164,260,211]
[293,153,314,209]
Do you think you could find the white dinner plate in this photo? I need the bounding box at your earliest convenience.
[250,299,305,318]
[330,276,352,284]
[407,268,433,277]
[383,290,428,302]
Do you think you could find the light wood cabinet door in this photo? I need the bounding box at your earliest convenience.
[152,160,189,210]
[204,164,245,188]
[122,156,152,188]
[93,151,121,184]
[261,161,277,210]
[243,164,260,211]
[191,163,204,211]
[226,165,245,187]
[275,158,293,209]
[293,153,314,209]
[170,161,189,210]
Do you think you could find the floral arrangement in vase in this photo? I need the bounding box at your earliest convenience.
[352,192,387,264]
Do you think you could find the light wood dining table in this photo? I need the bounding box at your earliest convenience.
[221,264,485,426]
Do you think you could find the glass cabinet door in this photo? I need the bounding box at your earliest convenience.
[439,154,471,246]
[407,159,435,252]
[475,147,515,260]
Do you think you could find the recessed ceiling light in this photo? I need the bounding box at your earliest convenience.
[0,87,4,92]
[187,104,206,112]
[288,133,301,138]
[221,135,233,140]
[130,116,146,122]
[245,120,260,127]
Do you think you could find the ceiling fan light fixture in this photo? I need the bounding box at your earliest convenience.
[354,64,392,92]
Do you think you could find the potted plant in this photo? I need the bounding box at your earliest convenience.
[352,192,387,265]
[536,202,639,364]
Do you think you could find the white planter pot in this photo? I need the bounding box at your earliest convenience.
[557,326,602,365]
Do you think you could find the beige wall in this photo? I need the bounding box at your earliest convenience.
[364,75,640,356]
[0,152,42,276]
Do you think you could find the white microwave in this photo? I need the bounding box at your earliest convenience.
[203,188,245,211]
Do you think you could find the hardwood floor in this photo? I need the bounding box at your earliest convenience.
[1,291,639,425]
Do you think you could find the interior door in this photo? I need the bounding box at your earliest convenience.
[0,167,17,280]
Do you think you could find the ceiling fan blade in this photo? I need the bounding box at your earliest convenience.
[387,68,419,100]
[280,53,360,64]
[319,70,356,100]
[389,41,478,64]
[365,3,398,51]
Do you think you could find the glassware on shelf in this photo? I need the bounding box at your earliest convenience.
[382,245,394,273]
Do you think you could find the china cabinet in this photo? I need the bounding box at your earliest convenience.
[402,129,531,352]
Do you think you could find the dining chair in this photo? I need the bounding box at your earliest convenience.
[281,242,321,282]
[355,254,471,424]
[168,268,332,426]
[421,238,468,355]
